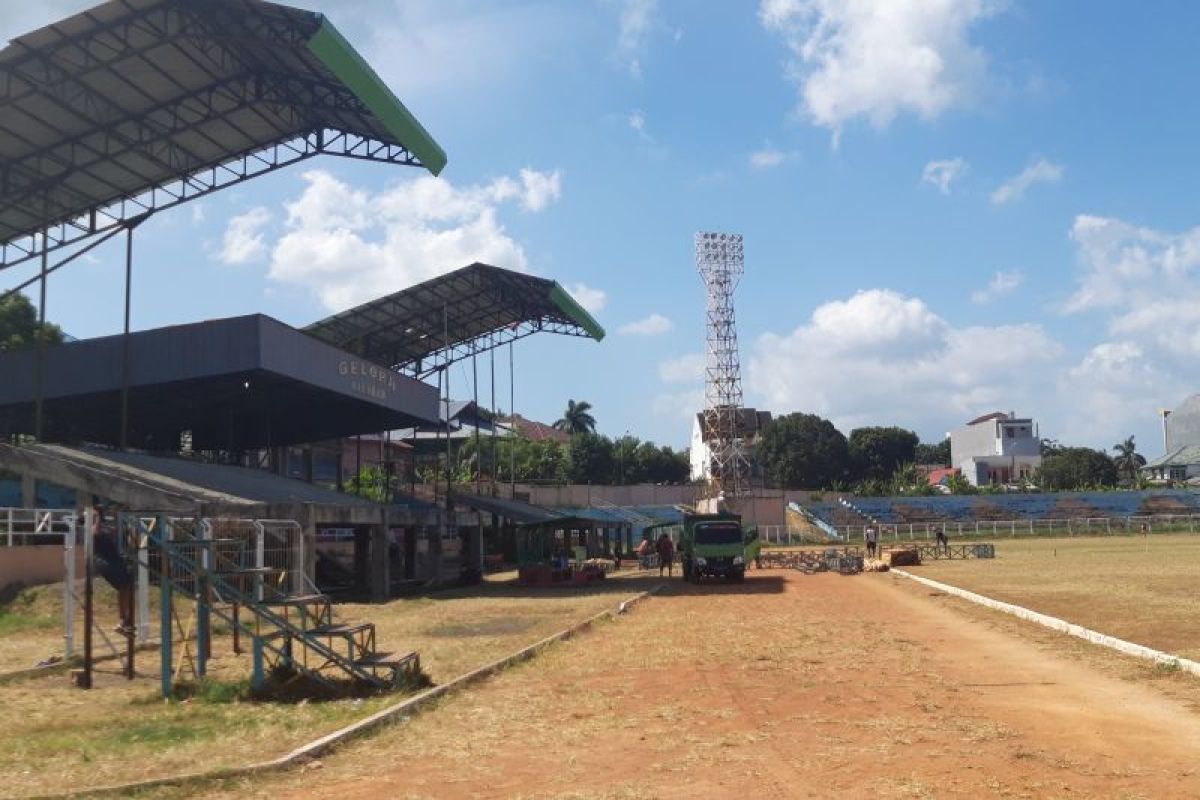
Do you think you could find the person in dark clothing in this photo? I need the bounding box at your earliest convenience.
[656,533,675,577]
[91,505,134,634]
[935,527,949,553]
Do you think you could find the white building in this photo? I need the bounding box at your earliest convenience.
[1142,394,1200,483]
[949,411,1041,487]
[689,408,771,482]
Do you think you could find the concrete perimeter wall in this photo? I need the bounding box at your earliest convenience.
[485,483,820,527]
[0,546,79,592]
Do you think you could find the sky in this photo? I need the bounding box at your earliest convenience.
[4,0,1200,457]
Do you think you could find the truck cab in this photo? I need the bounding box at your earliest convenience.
[680,513,748,583]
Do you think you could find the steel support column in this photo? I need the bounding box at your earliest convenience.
[119,223,135,450]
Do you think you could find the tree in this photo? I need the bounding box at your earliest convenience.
[848,426,919,482]
[915,439,951,466]
[635,442,690,484]
[346,464,396,503]
[888,462,937,496]
[566,432,614,483]
[0,293,64,352]
[1040,438,1064,457]
[757,413,850,489]
[554,399,596,434]
[613,434,640,484]
[944,471,977,495]
[1112,436,1146,484]
[1035,447,1119,490]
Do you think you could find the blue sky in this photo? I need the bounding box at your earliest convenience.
[5,1,1200,458]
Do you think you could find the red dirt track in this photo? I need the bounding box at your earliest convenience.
[220,571,1200,799]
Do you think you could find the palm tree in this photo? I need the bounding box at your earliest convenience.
[554,399,596,434]
[1112,436,1145,483]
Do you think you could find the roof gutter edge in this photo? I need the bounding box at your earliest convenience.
[306,18,448,176]
[548,282,606,342]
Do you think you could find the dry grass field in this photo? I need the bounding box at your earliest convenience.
[162,569,1200,800]
[0,570,660,799]
[914,534,1200,660]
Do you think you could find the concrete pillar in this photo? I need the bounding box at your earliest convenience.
[353,527,370,595]
[369,508,391,603]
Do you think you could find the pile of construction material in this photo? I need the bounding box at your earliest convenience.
[881,547,920,567]
[863,558,889,572]
[757,548,864,575]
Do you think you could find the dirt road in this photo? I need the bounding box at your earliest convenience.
[210,571,1200,799]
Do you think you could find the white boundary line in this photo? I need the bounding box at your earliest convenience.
[892,568,1200,677]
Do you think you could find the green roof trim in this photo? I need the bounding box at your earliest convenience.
[548,282,605,342]
[307,18,448,176]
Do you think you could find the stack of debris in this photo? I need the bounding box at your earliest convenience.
[882,548,920,568]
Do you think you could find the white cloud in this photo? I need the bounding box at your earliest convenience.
[615,0,659,78]
[356,1,578,102]
[922,157,967,194]
[566,283,607,314]
[659,353,705,384]
[749,147,796,169]
[759,0,998,136]
[747,288,1063,437]
[1057,341,1186,448]
[514,168,562,212]
[628,109,650,141]
[970,269,1023,305]
[1065,214,1200,356]
[190,203,207,225]
[264,167,562,310]
[990,158,1064,205]
[219,207,271,265]
[620,313,673,336]
[652,388,706,424]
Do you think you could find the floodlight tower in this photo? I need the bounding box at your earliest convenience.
[696,231,749,497]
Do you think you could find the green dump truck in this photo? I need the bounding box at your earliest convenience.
[680,511,751,583]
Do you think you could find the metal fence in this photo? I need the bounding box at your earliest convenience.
[835,514,1200,542]
[758,524,832,546]
[1,508,310,663]
[756,514,1200,546]
[1,508,79,546]
[1,508,81,657]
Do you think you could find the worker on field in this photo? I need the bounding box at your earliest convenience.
[91,503,135,635]
[936,526,949,553]
[864,525,878,559]
[655,532,675,577]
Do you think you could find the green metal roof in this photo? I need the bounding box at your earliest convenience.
[549,282,606,342]
[0,0,447,265]
[304,263,605,377]
[306,19,446,176]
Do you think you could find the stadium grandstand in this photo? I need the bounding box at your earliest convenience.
[798,490,1200,540]
[0,0,606,600]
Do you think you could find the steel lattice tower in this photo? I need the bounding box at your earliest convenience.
[696,231,749,496]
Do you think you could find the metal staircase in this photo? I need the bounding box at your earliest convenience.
[134,515,419,698]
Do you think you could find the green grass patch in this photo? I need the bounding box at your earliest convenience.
[0,585,58,636]
[0,609,57,636]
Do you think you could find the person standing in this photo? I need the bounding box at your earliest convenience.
[935,526,949,553]
[656,532,675,577]
[92,504,134,635]
[864,525,878,559]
